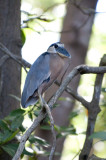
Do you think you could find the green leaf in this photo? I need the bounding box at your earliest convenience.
[0,120,13,144]
[0,120,10,131]
[1,143,34,157]
[40,125,51,130]
[21,29,26,46]
[0,127,19,145]
[11,115,24,130]
[29,135,49,147]
[9,108,25,117]
[89,131,106,140]
[56,125,76,139]
[58,97,68,101]
[101,88,106,92]
[23,148,34,156]
[5,108,25,121]
[19,125,26,132]
[3,130,19,144]
[28,112,33,121]
[1,143,18,157]
[69,111,79,120]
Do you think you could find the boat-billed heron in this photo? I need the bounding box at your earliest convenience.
[21,42,71,108]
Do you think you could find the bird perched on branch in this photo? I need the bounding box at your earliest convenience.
[21,42,71,108]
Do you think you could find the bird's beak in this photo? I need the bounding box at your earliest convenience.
[56,47,71,58]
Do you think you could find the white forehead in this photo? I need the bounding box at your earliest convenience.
[47,42,64,53]
[57,43,64,47]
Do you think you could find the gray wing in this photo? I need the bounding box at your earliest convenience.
[21,52,51,107]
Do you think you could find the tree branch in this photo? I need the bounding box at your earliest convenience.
[0,42,31,71]
[0,55,9,67]
[55,81,89,109]
[79,55,106,160]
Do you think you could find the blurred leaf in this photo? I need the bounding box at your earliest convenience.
[29,135,49,147]
[9,108,25,117]
[21,29,26,46]
[19,125,26,132]
[0,130,12,144]
[28,112,33,121]
[11,115,24,130]
[56,125,76,139]
[0,120,12,144]
[58,97,71,102]
[101,88,106,92]
[58,97,67,101]
[38,17,54,22]
[40,125,51,130]
[1,143,18,157]
[44,151,60,156]
[100,103,106,107]
[1,143,34,157]
[52,103,59,109]
[69,111,79,120]
[23,148,34,156]
[0,131,10,144]
[3,130,19,144]
[89,131,106,140]
[5,108,25,121]
[0,119,19,144]
[0,119,10,131]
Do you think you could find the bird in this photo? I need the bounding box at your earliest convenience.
[21,42,71,108]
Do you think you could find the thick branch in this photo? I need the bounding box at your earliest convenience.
[77,65,106,74]
[79,55,106,160]
[55,81,89,109]
[0,42,31,69]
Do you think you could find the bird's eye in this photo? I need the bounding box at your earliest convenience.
[54,44,58,48]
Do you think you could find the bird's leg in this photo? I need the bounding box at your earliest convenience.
[38,92,44,107]
[38,91,56,160]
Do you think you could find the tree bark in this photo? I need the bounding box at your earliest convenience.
[0,0,21,159]
[36,0,98,160]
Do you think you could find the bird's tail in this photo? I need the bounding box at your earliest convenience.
[23,97,38,108]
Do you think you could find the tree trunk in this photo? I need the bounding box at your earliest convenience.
[36,0,98,160]
[0,0,21,159]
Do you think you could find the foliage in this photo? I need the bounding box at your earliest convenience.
[89,131,106,140]
[0,101,77,159]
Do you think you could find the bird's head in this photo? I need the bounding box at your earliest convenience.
[47,42,71,58]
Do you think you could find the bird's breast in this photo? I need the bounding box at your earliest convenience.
[49,54,65,80]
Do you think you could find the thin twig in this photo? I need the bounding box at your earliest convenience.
[72,150,81,160]
[43,101,56,160]
[0,42,31,72]
[0,55,9,67]
[55,81,89,109]
[38,91,56,160]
